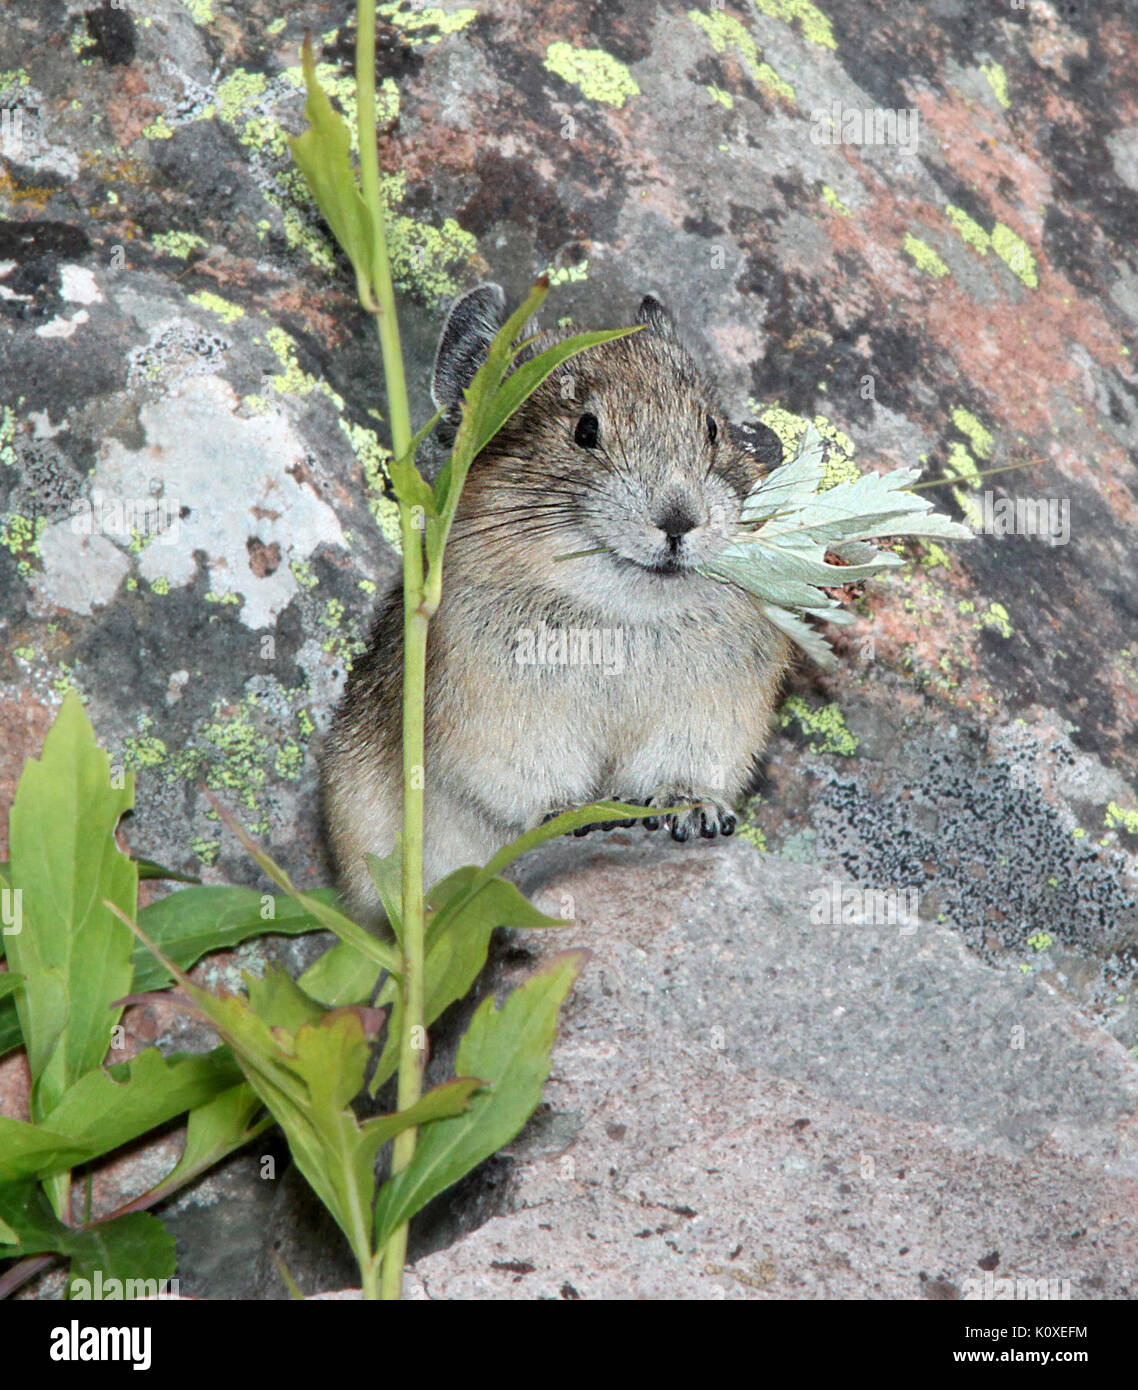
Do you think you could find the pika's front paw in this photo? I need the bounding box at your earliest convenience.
[642,792,737,843]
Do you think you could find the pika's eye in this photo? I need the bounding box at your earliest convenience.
[574,412,599,448]
[706,414,718,445]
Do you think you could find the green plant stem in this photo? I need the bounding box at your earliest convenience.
[356,0,412,466]
[355,0,426,1302]
[379,531,429,1301]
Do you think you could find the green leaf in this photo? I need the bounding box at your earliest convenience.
[0,972,23,1001]
[0,1119,91,1182]
[0,1182,174,1298]
[206,793,400,977]
[6,692,137,1119]
[365,843,404,944]
[65,1213,175,1300]
[427,800,668,945]
[132,885,340,993]
[168,977,477,1264]
[0,887,339,1064]
[0,1006,20,1060]
[387,413,442,513]
[244,962,327,1032]
[368,805,666,1096]
[470,328,642,460]
[36,1047,241,1165]
[373,950,587,1247]
[369,870,571,1095]
[431,278,553,522]
[300,940,384,1008]
[133,856,201,884]
[146,1083,269,1202]
[286,34,377,311]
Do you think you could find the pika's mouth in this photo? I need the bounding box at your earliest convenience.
[621,549,694,577]
[648,554,689,575]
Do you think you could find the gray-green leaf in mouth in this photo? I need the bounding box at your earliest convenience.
[698,425,974,670]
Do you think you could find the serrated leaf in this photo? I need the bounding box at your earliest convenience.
[6,693,137,1120]
[36,1047,241,1163]
[0,1182,175,1299]
[373,950,586,1247]
[286,35,377,310]
[701,425,974,666]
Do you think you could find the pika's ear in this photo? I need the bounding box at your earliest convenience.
[636,294,679,342]
[431,282,508,416]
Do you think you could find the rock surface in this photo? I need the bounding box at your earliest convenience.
[1,0,1136,1299]
[402,838,1138,1299]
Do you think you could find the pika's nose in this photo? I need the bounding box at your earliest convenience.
[654,502,698,541]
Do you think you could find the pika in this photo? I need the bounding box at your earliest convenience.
[322,286,791,917]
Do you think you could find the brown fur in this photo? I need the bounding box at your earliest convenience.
[322,311,790,918]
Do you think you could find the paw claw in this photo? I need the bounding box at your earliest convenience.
[669,816,690,843]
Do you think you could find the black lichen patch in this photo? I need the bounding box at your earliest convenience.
[459,150,583,256]
[747,276,930,430]
[813,744,1137,969]
[323,22,424,83]
[0,220,91,326]
[83,1,136,67]
[0,219,90,263]
[581,0,659,65]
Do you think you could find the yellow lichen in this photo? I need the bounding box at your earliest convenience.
[821,184,850,216]
[753,0,837,49]
[944,204,990,255]
[991,223,1038,289]
[152,230,208,259]
[980,61,1010,109]
[189,289,244,323]
[543,42,640,108]
[951,407,993,460]
[376,4,477,43]
[689,11,795,103]
[903,232,950,279]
